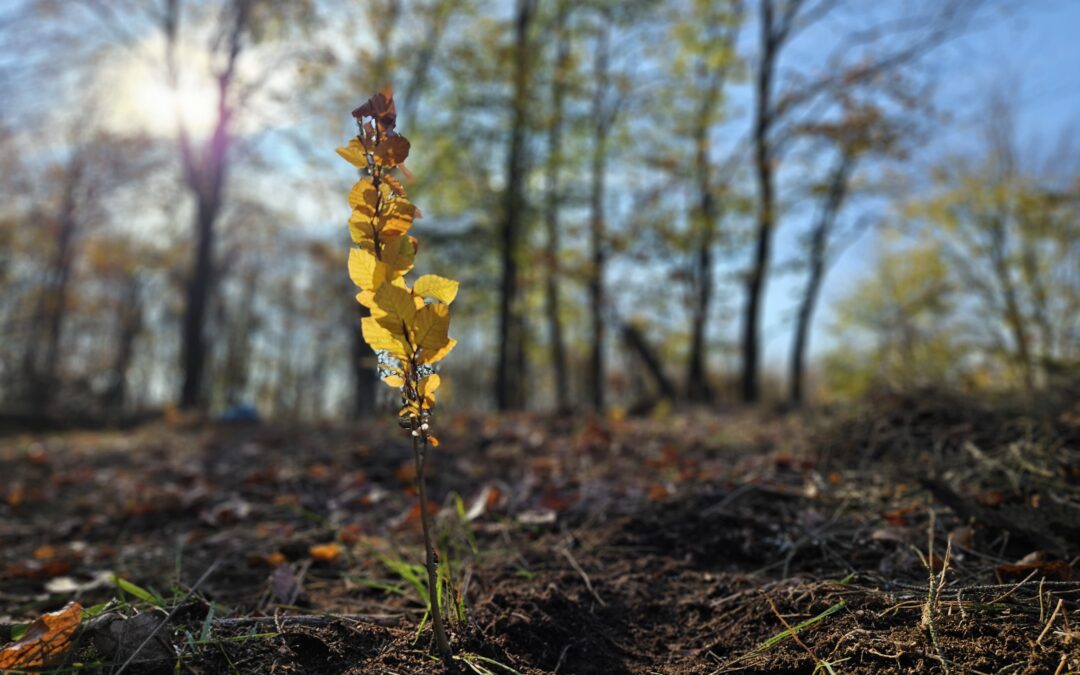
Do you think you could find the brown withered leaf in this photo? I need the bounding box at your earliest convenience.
[997,552,1074,581]
[0,602,82,670]
[374,135,410,167]
[382,174,407,197]
[352,90,397,131]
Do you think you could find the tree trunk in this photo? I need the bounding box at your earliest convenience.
[543,0,570,412]
[687,241,715,403]
[622,322,677,402]
[180,198,219,409]
[495,0,535,411]
[104,275,142,410]
[221,265,257,405]
[742,0,777,404]
[588,22,611,412]
[989,217,1035,392]
[352,306,378,417]
[170,0,246,411]
[29,156,83,409]
[685,61,724,404]
[789,154,851,405]
[1019,212,1053,375]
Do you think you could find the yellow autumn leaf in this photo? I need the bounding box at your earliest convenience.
[336,138,368,169]
[418,338,457,366]
[418,374,441,409]
[413,274,459,305]
[382,375,405,388]
[380,235,416,277]
[374,283,416,333]
[419,373,441,396]
[355,289,376,309]
[348,247,387,291]
[413,303,451,351]
[349,177,379,214]
[361,316,410,358]
[349,209,376,243]
[379,199,416,237]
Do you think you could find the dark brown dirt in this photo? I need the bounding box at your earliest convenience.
[2,394,1079,673]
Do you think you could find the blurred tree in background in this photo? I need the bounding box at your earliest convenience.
[825,98,1080,397]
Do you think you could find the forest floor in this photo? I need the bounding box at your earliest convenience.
[2,392,1079,674]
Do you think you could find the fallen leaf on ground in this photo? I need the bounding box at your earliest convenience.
[309,543,342,562]
[647,484,671,501]
[997,552,1074,581]
[0,601,82,670]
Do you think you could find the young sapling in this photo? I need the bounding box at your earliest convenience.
[339,88,459,667]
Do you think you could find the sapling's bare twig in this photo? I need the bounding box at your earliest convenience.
[412,429,453,663]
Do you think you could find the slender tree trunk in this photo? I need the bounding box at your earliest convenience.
[622,322,677,401]
[1020,214,1053,373]
[789,154,851,405]
[273,283,296,418]
[222,266,257,404]
[171,0,246,410]
[588,22,610,412]
[989,218,1035,392]
[687,242,715,402]
[685,62,724,404]
[105,276,142,410]
[352,307,378,417]
[41,205,77,402]
[742,0,777,404]
[495,0,535,411]
[29,156,83,408]
[180,197,220,408]
[543,0,570,412]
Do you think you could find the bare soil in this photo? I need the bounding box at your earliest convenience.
[2,392,1079,673]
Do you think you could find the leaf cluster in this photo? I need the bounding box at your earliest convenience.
[340,89,459,434]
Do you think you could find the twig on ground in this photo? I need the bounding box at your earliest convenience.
[559,547,606,607]
[213,613,405,629]
[1036,598,1064,646]
[764,595,822,667]
[1053,653,1069,675]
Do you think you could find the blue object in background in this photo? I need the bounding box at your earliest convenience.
[218,403,261,424]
